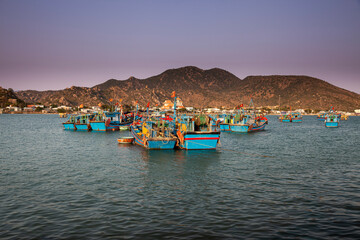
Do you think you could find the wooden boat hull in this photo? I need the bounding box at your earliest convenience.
[279,119,291,122]
[219,123,230,131]
[90,121,119,131]
[90,121,132,131]
[74,123,91,131]
[279,118,302,123]
[90,121,107,131]
[177,131,220,150]
[146,138,177,149]
[229,124,249,132]
[63,123,76,130]
[291,118,302,123]
[325,121,339,127]
[130,126,177,149]
[229,122,266,133]
[117,137,134,144]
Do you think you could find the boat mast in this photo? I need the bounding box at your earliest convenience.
[173,95,177,127]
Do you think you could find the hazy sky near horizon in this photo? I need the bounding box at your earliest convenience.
[1,0,360,93]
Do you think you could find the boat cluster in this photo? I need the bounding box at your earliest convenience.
[279,106,345,127]
[62,111,134,131]
[63,97,345,150]
[63,97,268,150]
[316,106,344,127]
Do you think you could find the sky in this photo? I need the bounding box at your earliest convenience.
[0,0,359,93]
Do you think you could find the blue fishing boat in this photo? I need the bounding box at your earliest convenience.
[62,115,78,130]
[176,114,220,150]
[290,112,302,122]
[279,113,291,122]
[229,114,266,133]
[325,111,339,128]
[317,106,340,121]
[166,92,220,150]
[317,112,327,121]
[229,99,266,133]
[130,121,177,149]
[219,114,231,131]
[279,110,302,123]
[90,111,133,131]
[74,114,92,131]
[177,130,220,150]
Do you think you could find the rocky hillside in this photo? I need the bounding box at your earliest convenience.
[0,87,26,108]
[15,66,360,111]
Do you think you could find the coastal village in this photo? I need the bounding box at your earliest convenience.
[1,94,359,116]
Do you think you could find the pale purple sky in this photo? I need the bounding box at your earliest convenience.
[0,0,360,93]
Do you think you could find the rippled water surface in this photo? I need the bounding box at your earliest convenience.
[1,114,360,239]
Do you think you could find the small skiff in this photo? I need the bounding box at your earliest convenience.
[117,137,134,144]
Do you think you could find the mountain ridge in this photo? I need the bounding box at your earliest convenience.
[13,66,360,111]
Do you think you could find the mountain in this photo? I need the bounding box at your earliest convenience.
[15,66,360,111]
[0,87,26,108]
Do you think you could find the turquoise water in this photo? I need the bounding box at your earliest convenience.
[1,114,359,239]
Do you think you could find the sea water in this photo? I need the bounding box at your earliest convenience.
[1,114,359,239]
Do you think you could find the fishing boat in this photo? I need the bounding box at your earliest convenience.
[62,115,77,130]
[317,106,340,121]
[90,111,133,131]
[325,113,339,127]
[255,115,268,124]
[74,114,92,131]
[176,115,221,150]
[340,114,348,121]
[229,114,266,132]
[219,114,231,131]
[279,109,302,123]
[317,112,327,120]
[130,121,177,149]
[59,113,68,118]
[229,100,267,133]
[279,113,291,122]
[325,107,340,128]
[163,91,220,150]
[290,112,302,122]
